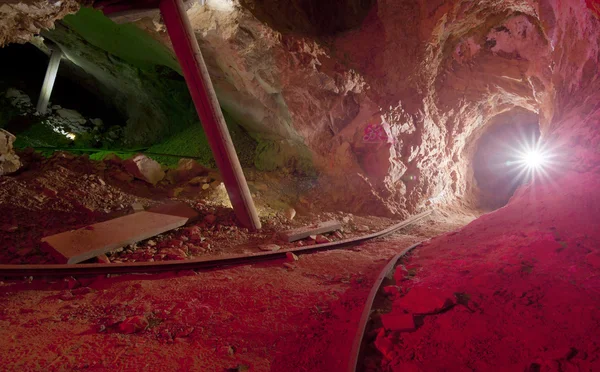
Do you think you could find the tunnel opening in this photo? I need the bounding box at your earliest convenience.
[471,109,540,210]
[0,41,126,137]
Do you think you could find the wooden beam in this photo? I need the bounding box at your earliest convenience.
[159,0,261,231]
[36,49,63,114]
[279,220,342,242]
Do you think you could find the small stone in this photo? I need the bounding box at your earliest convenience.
[204,214,217,224]
[42,187,58,197]
[173,158,209,183]
[309,234,317,240]
[284,207,296,220]
[131,203,144,212]
[283,263,295,270]
[147,240,157,246]
[202,183,210,190]
[96,254,110,264]
[122,154,165,185]
[342,216,351,224]
[333,231,344,239]
[188,176,211,185]
[111,170,133,182]
[259,244,281,252]
[315,235,330,244]
[98,178,106,186]
[64,277,80,289]
[356,225,370,232]
[254,182,268,191]
[286,252,299,262]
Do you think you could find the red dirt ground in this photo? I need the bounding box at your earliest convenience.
[0,214,461,372]
[3,154,598,371]
[366,170,600,371]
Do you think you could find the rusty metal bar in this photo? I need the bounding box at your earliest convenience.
[159,0,261,230]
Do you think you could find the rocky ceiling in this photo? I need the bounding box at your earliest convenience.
[2,0,600,218]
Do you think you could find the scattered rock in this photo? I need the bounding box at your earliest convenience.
[111,170,134,182]
[254,182,268,191]
[123,154,165,185]
[204,214,217,224]
[259,244,281,252]
[96,254,110,264]
[286,252,299,262]
[380,313,416,332]
[118,315,149,334]
[283,263,295,270]
[188,176,211,185]
[131,202,145,212]
[356,225,370,232]
[383,285,401,297]
[0,129,21,175]
[172,158,209,183]
[64,277,80,289]
[333,230,344,239]
[56,108,86,125]
[102,153,122,164]
[202,183,210,190]
[284,207,296,220]
[315,234,330,244]
[374,329,395,359]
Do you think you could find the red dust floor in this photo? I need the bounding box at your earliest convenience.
[0,215,462,372]
[2,172,598,371]
[365,170,600,371]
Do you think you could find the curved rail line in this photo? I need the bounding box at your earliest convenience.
[346,241,423,372]
[0,210,432,278]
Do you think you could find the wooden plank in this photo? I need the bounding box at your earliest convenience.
[41,212,188,264]
[147,202,199,221]
[279,220,342,242]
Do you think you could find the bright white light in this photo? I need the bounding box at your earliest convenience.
[523,150,544,169]
[66,133,76,140]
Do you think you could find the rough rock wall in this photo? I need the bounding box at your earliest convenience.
[0,0,82,45]
[222,0,600,216]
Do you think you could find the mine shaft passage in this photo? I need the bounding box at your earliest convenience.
[473,110,541,210]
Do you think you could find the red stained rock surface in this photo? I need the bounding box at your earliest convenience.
[365,170,600,371]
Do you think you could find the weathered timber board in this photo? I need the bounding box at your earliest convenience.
[41,211,188,264]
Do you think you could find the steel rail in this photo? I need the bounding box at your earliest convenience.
[347,241,424,372]
[0,210,432,278]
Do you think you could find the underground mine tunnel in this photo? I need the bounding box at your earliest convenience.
[0,0,599,371]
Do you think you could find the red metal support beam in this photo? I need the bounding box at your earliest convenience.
[159,0,261,231]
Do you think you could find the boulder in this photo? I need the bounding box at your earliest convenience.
[123,154,165,185]
[0,129,21,175]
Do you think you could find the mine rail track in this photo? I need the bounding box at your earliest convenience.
[346,241,423,372]
[0,210,432,278]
